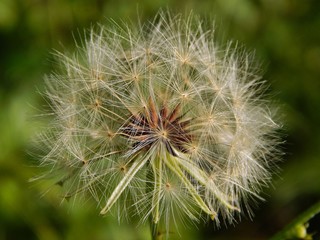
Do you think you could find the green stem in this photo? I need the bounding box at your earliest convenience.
[150,220,161,240]
[270,201,320,240]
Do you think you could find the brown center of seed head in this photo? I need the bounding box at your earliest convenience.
[121,98,193,156]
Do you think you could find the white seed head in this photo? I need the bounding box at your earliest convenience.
[36,11,281,230]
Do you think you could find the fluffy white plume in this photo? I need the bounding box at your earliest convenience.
[36,11,281,233]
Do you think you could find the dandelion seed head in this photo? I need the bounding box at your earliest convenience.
[36,11,281,231]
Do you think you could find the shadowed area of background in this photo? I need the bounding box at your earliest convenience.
[0,0,319,239]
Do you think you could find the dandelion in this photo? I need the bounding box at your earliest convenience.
[36,11,280,238]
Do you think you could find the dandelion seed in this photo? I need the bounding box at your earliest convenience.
[36,10,281,236]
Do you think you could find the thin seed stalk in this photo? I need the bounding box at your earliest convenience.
[148,157,162,240]
[164,153,216,220]
[176,156,240,212]
[151,156,162,223]
[100,156,149,215]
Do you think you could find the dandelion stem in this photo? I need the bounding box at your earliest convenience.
[150,218,161,240]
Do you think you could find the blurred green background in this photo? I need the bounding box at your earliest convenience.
[1,0,320,239]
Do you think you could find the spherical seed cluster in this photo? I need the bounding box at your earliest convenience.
[38,12,280,229]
